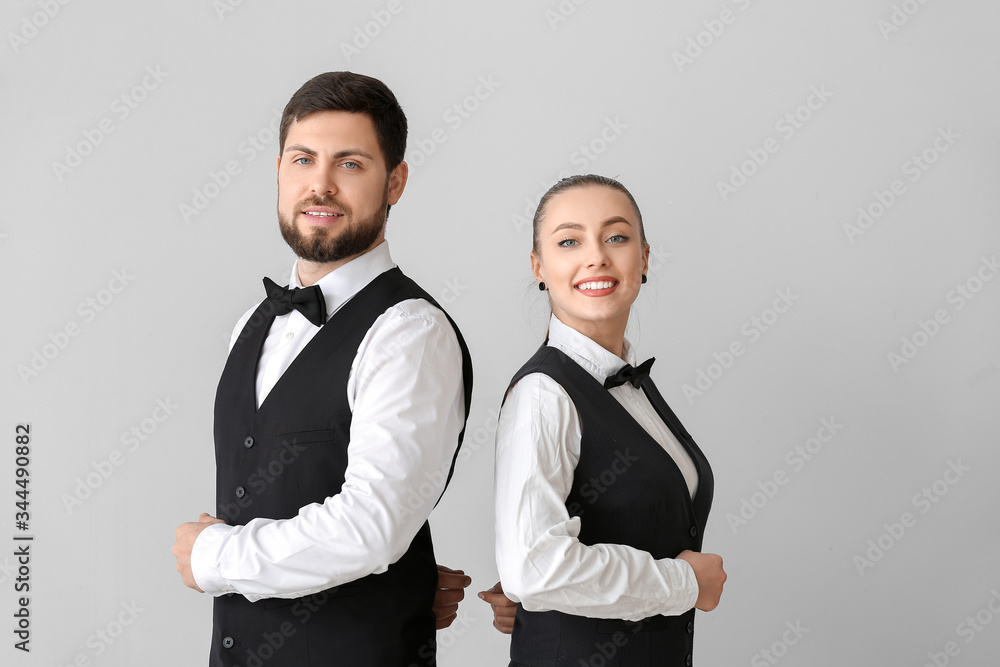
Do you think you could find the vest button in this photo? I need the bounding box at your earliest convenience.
[685,654,692,666]
[689,525,697,537]
[687,620,694,633]
[222,636,234,649]
[235,486,246,498]
[244,436,254,448]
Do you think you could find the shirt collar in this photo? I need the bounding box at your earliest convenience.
[288,241,396,322]
[546,314,637,385]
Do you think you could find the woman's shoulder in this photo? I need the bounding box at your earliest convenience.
[507,344,584,388]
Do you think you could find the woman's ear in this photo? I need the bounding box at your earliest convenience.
[530,251,543,284]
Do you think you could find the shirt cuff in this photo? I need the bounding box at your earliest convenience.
[190,523,236,596]
[660,557,700,615]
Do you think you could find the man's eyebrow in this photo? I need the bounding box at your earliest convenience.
[282,144,376,162]
[283,143,317,156]
[333,149,375,160]
[550,217,632,233]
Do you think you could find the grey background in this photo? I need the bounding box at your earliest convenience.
[2,1,998,665]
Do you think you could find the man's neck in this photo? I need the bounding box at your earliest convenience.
[296,256,351,287]
[295,239,386,287]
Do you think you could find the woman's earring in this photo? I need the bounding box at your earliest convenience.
[641,275,647,284]
[538,282,547,291]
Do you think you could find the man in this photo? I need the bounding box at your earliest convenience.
[172,71,473,666]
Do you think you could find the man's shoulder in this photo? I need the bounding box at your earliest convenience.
[376,296,459,337]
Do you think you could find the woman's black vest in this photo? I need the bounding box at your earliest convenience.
[210,267,472,667]
[506,345,713,667]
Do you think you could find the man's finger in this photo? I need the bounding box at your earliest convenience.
[435,587,465,606]
[434,602,459,620]
[435,612,458,630]
[437,569,472,590]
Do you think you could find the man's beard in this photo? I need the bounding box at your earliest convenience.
[278,189,388,264]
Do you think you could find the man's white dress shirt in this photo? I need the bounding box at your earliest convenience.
[495,314,700,621]
[191,242,466,601]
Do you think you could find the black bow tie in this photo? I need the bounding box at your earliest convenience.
[262,277,327,327]
[604,358,655,390]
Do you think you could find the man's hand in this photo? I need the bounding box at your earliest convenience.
[434,565,472,629]
[676,550,727,611]
[173,513,225,592]
[478,581,517,634]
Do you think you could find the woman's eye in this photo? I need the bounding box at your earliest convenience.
[608,234,629,244]
[557,238,579,247]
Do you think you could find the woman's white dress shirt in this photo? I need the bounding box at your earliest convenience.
[495,314,700,621]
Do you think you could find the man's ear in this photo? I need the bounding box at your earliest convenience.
[387,161,408,205]
[276,155,281,172]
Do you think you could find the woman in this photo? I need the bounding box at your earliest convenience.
[487,175,726,666]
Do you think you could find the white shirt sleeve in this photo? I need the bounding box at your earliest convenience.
[494,373,699,621]
[191,300,466,600]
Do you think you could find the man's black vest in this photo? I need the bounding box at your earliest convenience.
[506,346,713,667]
[210,267,473,667]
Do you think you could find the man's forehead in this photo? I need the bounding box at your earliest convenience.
[285,111,383,158]
[288,110,375,136]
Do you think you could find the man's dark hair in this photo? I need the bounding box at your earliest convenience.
[279,71,407,171]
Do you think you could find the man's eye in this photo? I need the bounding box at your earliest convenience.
[343,161,358,169]
[294,157,312,165]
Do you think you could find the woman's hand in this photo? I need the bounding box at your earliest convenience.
[676,550,727,611]
[478,581,517,633]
